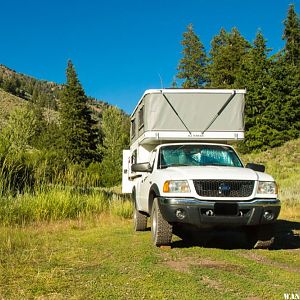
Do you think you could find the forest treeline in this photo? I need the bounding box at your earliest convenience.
[176,4,300,152]
[0,4,299,192]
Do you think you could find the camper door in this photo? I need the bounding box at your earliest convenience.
[122,150,133,193]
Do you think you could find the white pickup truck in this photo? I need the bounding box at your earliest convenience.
[122,89,280,247]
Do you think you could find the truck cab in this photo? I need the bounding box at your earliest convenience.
[122,89,280,247]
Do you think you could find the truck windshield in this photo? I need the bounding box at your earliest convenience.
[158,145,243,168]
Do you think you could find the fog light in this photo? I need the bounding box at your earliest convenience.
[206,209,214,216]
[175,209,186,220]
[263,211,274,221]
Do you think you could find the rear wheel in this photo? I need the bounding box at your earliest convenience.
[151,198,172,246]
[133,206,147,231]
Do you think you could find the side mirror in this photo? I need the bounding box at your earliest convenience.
[131,162,152,173]
[246,163,265,173]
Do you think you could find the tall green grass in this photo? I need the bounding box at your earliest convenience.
[0,150,106,196]
[0,151,132,225]
[0,152,132,225]
[0,186,132,226]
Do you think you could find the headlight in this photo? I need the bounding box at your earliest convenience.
[257,181,277,195]
[163,180,190,193]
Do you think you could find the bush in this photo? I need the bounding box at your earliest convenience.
[0,154,35,195]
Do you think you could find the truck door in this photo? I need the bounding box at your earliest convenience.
[139,150,157,213]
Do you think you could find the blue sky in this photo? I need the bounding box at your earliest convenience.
[0,0,299,113]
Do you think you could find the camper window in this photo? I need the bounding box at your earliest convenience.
[131,150,137,164]
[131,119,136,138]
[138,106,144,129]
[149,150,156,170]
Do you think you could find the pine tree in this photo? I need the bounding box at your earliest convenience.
[208,28,251,88]
[177,24,208,88]
[98,106,129,187]
[269,58,300,144]
[58,60,97,163]
[283,4,300,66]
[266,4,300,145]
[282,4,300,137]
[237,31,276,152]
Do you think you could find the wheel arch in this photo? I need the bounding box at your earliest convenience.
[148,183,160,215]
[132,185,148,216]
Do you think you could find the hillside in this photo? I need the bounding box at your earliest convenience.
[0,64,61,108]
[0,64,123,131]
[0,88,25,129]
[241,139,300,204]
[0,64,111,117]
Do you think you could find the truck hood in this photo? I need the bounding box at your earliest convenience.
[160,166,274,181]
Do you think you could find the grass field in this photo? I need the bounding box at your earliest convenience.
[0,212,299,300]
[0,140,299,299]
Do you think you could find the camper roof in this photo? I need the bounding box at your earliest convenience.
[131,89,246,117]
[130,88,246,145]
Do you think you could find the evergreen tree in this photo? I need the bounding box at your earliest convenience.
[266,4,300,146]
[98,106,129,187]
[58,60,97,163]
[239,5,300,152]
[237,31,275,152]
[268,56,300,144]
[177,24,208,88]
[283,4,300,66]
[208,28,251,88]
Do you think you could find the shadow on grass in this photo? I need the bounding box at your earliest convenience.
[171,219,300,250]
[272,220,300,250]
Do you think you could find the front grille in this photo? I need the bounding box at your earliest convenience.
[193,180,255,198]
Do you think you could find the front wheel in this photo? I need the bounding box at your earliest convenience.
[151,198,172,246]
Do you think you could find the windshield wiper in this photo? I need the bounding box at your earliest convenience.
[160,164,169,169]
[160,163,190,169]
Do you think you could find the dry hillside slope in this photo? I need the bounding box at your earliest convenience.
[241,138,300,204]
[0,88,25,129]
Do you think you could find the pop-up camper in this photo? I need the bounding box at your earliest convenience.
[130,89,245,144]
[122,89,280,248]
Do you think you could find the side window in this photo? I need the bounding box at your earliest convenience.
[131,150,137,164]
[149,150,156,170]
[138,106,144,129]
[131,119,136,139]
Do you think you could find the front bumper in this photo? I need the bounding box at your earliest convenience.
[158,197,281,227]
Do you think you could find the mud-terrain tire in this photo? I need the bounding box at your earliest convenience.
[133,207,147,231]
[245,224,275,249]
[151,198,172,246]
